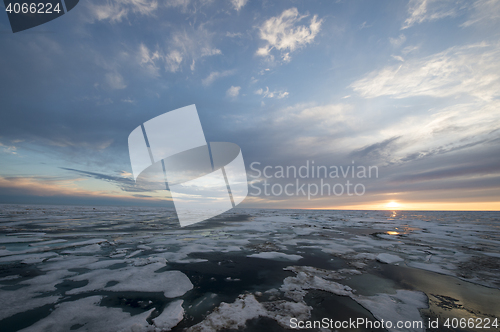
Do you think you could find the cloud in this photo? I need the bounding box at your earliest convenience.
[87,0,158,23]
[231,0,248,12]
[0,175,169,206]
[168,27,222,73]
[202,70,236,86]
[60,167,165,193]
[391,55,405,62]
[359,21,372,30]
[0,142,17,155]
[105,72,127,89]
[168,27,222,67]
[389,34,406,47]
[226,32,243,38]
[137,26,222,74]
[138,43,161,76]
[350,136,402,161]
[350,100,500,166]
[226,86,241,97]
[165,0,191,10]
[401,0,456,29]
[255,87,289,99]
[256,8,322,60]
[402,45,420,54]
[350,42,500,100]
[165,50,183,73]
[461,0,500,27]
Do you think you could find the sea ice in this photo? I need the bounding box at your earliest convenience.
[67,263,193,298]
[248,251,303,261]
[376,253,404,264]
[18,296,154,332]
[152,300,184,331]
[353,290,428,332]
[186,294,311,332]
[281,271,352,302]
[0,269,75,320]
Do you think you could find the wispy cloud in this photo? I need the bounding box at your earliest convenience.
[138,43,161,76]
[0,175,167,206]
[256,8,322,61]
[226,86,241,97]
[350,136,401,161]
[389,34,406,47]
[351,100,500,166]
[137,26,222,74]
[350,43,500,100]
[226,32,243,38]
[202,70,236,86]
[87,0,158,23]
[231,0,248,12]
[0,142,17,155]
[60,167,161,193]
[401,0,456,29]
[165,50,183,73]
[105,72,127,89]
[461,0,500,27]
[391,55,405,62]
[255,87,289,99]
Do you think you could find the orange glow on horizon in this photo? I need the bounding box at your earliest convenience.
[309,201,500,211]
[386,201,400,209]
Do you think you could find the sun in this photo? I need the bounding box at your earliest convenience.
[386,201,400,209]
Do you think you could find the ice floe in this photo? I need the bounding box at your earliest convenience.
[18,296,155,332]
[152,299,185,331]
[67,262,193,298]
[376,253,404,264]
[248,251,303,261]
[353,290,428,332]
[186,294,311,332]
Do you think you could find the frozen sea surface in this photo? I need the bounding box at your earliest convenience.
[0,205,499,331]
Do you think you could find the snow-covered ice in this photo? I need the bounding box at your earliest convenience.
[0,205,498,331]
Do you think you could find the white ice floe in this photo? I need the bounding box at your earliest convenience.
[67,262,193,298]
[407,261,455,276]
[0,292,60,321]
[62,244,102,254]
[353,290,428,332]
[152,300,184,331]
[55,239,108,249]
[186,294,311,332]
[0,236,44,244]
[0,274,20,281]
[85,259,126,270]
[127,256,167,267]
[248,251,303,261]
[321,243,355,255]
[0,252,59,264]
[41,256,100,271]
[18,296,154,332]
[278,265,428,331]
[0,269,75,320]
[126,249,143,258]
[376,253,404,264]
[29,239,67,247]
[281,271,352,302]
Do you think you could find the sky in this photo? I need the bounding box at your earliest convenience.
[0,0,499,211]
